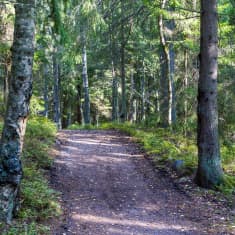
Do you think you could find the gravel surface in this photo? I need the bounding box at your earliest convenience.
[50,130,234,235]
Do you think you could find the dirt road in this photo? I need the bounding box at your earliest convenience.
[50,130,233,235]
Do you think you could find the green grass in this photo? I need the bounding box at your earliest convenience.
[67,123,97,130]
[0,116,61,235]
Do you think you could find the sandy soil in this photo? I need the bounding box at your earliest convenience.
[50,130,234,235]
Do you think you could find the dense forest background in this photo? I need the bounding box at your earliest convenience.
[0,0,235,233]
[0,0,234,131]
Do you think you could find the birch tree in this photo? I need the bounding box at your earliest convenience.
[0,0,35,222]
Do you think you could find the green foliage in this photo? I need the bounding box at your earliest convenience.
[19,166,61,221]
[0,94,6,119]
[24,116,56,168]
[51,0,66,40]
[221,144,235,174]
[217,175,235,196]
[25,116,57,141]
[67,123,96,130]
[0,222,50,235]
[29,96,45,116]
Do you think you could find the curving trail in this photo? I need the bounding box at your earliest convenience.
[50,130,232,235]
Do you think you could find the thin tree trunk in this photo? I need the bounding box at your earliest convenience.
[169,43,176,124]
[77,84,82,124]
[67,105,72,127]
[193,0,197,10]
[145,76,151,116]
[43,63,49,118]
[159,42,170,126]
[62,95,72,128]
[0,0,35,222]
[81,31,90,125]
[155,89,160,113]
[120,0,126,122]
[53,50,62,129]
[159,0,170,127]
[183,50,188,135]
[166,1,176,124]
[141,62,145,121]
[195,0,223,188]
[128,67,135,122]
[111,60,118,121]
[109,21,118,122]
[154,73,160,113]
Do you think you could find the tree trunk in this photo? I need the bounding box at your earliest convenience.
[158,0,176,126]
[159,43,170,127]
[158,0,170,127]
[3,65,9,108]
[184,49,188,136]
[193,0,197,10]
[53,50,62,129]
[81,31,90,125]
[120,0,126,122]
[0,0,35,223]
[76,84,82,125]
[111,60,118,122]
[195,0,223,188]
[43,63,49,118]
[109,23,118,122]
[141,63,145,121]
[128,67,135,122]
[166,1,176,124]
[169,43,176,124]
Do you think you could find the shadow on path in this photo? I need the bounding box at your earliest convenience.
[50,130,230,235]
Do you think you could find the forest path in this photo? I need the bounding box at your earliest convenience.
[50,130,230,235]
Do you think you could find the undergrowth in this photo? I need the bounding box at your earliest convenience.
[67,123,96,130]
[0,116,61,235]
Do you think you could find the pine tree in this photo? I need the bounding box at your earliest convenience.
[195,0,224,188]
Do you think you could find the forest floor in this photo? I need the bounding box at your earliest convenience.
[50,130,235,235]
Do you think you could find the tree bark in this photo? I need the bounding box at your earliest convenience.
[0,0,35,223]
[195,0,224,188]
[53,50,62,129]
[128,67,135,123]
[76,84,82,125]
[193,0,197,10]
[43,63,49,118]
[184,49,188,136]
[81,31,90,125]
[111,60,118,122]
[159,49,169,126]
[3,64,9,108]
[120,0,126,122]
[158,0,176,126]
[109,21,118,122]
[141,62,145,121]
[158,0,170,127]
[169,42,176,124]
